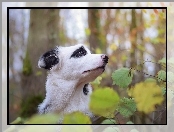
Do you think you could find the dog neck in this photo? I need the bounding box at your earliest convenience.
[38,72,89,114]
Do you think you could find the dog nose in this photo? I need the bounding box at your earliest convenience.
[101,55,109,63]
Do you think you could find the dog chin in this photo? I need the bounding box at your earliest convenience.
[82,66,105,74]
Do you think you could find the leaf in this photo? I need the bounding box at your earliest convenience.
[117,97,136,118]
[62,125,92,132]
[129,82,164,114]
[153,9,158,14]
[24,113,60,124]
[103,127,120,132]
[112,68,133,89]
[96,48,102,54]
[11,117,23,124]
[85,28,91,36]
[63,112,91,124]
[144,23,151,28]
[90,88,120,118]
[159,12,165,19]
[121,54,128,61]
[91,76,102,85]
[161,87,166,95]
[157,70,166,82]
[158,58,166,64]
[137,45,145,51]
[142,9,147,13]
[145,78,156,82]
[101,119,117,124]
[109,43,117,51]
[150,13,155,20]
[126,121,134,124]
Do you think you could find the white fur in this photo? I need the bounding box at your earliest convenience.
[38,44,107,122]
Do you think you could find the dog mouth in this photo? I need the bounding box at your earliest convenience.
[83,65,105,74]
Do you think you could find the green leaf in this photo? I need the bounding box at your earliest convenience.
[63,112,91,124]
[24,113,60,124]
[117,97,136,118]
[101,119,117,124]
[90,88,120,118]
[103,127,120,132]
[158,58,166,70]
[161,87,166,95]
[11,117,23,124]
[126,121,134,124]
[157,70,166,82]
[112,68,133,88]
[158,58,166,64]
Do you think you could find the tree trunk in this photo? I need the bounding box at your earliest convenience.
[130,9,137,69]
[20,9,60,117]
[88,9,104,53]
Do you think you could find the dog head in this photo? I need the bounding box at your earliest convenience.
[38,44,108,83]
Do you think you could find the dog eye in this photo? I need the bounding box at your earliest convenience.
[70,46,87,58]
[76,48,86,57]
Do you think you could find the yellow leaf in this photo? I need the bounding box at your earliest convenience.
[95,48,102,54]
[150,13,156,20]
[129,82,164,114]
[62,125,92,132]
[109,43,117,51]
[63,112,91,124]
[85,28,91,36]
[24,113,60,124]
[159,12,165,19]
[91,76,102,85]
[137,45,145,51]
[121,54,128,61]
[90,88,120,118]
[142,9,147,13]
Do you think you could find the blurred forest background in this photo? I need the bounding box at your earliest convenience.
[8,3,166,124]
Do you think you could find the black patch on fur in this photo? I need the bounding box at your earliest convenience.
[43,103,51,114]
[70,46,87,58]
[40,49,59,70]
[83,83,89,95]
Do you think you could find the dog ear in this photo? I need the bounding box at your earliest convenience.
[38,49,59,70]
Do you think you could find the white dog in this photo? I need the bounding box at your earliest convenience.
[38,44,108,121]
